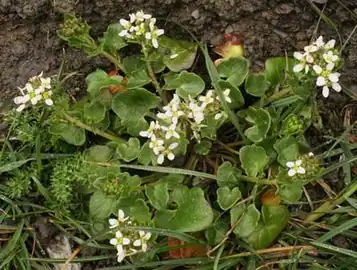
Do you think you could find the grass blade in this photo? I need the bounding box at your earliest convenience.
[316,217,357,243]
[311,241,357,259]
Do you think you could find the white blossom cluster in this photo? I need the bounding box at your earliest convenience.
[13,72,53,112]
[109,210,151,263]
[293,36,341,98]
[140,90,231,164]
[119,10,164,48]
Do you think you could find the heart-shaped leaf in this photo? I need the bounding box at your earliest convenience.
[244,107,271,143]
[154,187,213,232]
[233,204,260,238]
[111,88,160,135]
[87,145,112,162]
[273,135,300,166]
[146,182,169,211]
[49,122,86,146]
[89,191,118,220]
[86,69,124,97]
[164,71,205,99]
[217,186,242,210]
[116,138,141,162]
[84,101,106,123]
[217,162,241,188]
[217,56,249,86]
[159,36,197,72]
[245,73,271,97]
[277,182,303,203]
[240,145,269,177]
[245,205,289,249]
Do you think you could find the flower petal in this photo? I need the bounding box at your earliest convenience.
[169,142,178,150]
[286,161,295,168]
[157,154,164,164]
[295,160,302,166]
[316,76,326,86]
[152,38,159,48]
[109,219,118,228]
[332,82,341,92]
[297,167,306,174]
[313,65,322,74]
[167,152,175,160]
[322,86,330,98]
[288,169,296,177]
[293,52,304,60]
[293,64,304,73]
[122,238,130,245]
[45,99,53,106]
[110,238,118,246]
[328,73,340,83]
[133,239,141,247]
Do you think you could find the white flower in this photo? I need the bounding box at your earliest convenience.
[133,231,152,252]
[145,28,164,48]
[139,121,160,138]
[160,102,184,125]
[116,245,126,263]
[170,53,178,59]
[308,152,314,157]
[325,39,336,49]
[215,111,226,120]
[161,124,180,139]
[323,51,339,63]
[199,90,214,107]
[129,13,136,23]
[313,36,325,48]
[157,142,178,164]
[135,10,152,21]
[286,160,306,177]
[223,89,232,103]
[149,135,165,155]
[40,77,51,89]
[119,19,133,38]
[109,209,129,229]
[110,230,131,247]
[316,72,341,98]
[304,44,318,54]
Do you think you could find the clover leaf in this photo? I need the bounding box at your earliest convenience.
[116,138,141,162]
[217,162,241,188]
[217,56,249,86]
[217,186,242,210]
[111,88,160,135]
[244,107,271,143]
[239,145,269,177]
[245,73,271,97]
[164,71,205,99]
[154,186,213,232]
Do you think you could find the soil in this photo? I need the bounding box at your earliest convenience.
[1,0,357,109]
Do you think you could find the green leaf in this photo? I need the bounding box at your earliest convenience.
[217,186,242,210]
[194,140,212,156]
[116,138,141,162]
[0,158,34,174]
[163,71,205,99]
[145,182,169,211]
[138,141,157,165]
[217,56,249,86]
[86,69,124,97]
[154,187,213,232]
[126,69,152,89]
[234,204,260,238]
[244,107,271,143]
[49,122,86,146]
[100,23,127,54]
[277,182,303,203]
[217,162,241,188]
[130,199,152,224]
[159,36,197,72]
[245,73,271,97]
[264,57,295,88]
[87,145,112,162]
[274,135,300,166]
[111,88,160,135]
[230,204,246,227]
[245,205,289,249]
[205,219,229,245]
[239,145,269,177]
[217,80,244,109]
[89,191,117,220]
[83,101,106,123]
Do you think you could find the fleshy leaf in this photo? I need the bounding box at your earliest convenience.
[245,205,289,249]
[130,199,152,224]
[86,69,124,97]
[245,73,271,97]
[273,135,300,166]
[164,71,205,99]
[277,182,303,203]
[217,186,242,210]
[239,145,269,177]
[100,23,127,55]
[83,101,106,123]
[89,191,118,220]
[159,36,197,72]
[138,141,157,165]
[111,88,160,136]
[116,138,141,162]
[205,219,229,245]
[154,187,213,232]
[244,107,271,143]
[233,204,260,238]
[264,57,295,88]
[145,182,169,211]
[217,162,241,188]
[87,145,112,162]
[217,56,249,86]
[49,122,86,146]
[123,56,151,88]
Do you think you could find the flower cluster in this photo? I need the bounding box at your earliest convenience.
[119,10,164,48]
[109,210,151,263]
[140,90,231,164]
[293,36,341,98]
[13,72,53,112]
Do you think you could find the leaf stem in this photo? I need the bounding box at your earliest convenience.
[100,51,125,71]
[263,87,292,106]
[62,112,124,143]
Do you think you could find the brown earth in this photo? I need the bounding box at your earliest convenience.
[1,0,357,133]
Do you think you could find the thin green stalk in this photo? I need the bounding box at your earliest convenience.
[62,112,124,143]
[263,87,292,106]
[100,51,124,71]
[304,178,357,223]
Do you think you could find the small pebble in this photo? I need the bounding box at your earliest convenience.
[191,9,200,19]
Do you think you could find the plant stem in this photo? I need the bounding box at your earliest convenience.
[100,51,125,71]
[263,87,292,106]
[62,112,124,143]
[304,178,357,223]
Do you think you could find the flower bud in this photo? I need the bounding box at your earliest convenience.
[214,34,245,59]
